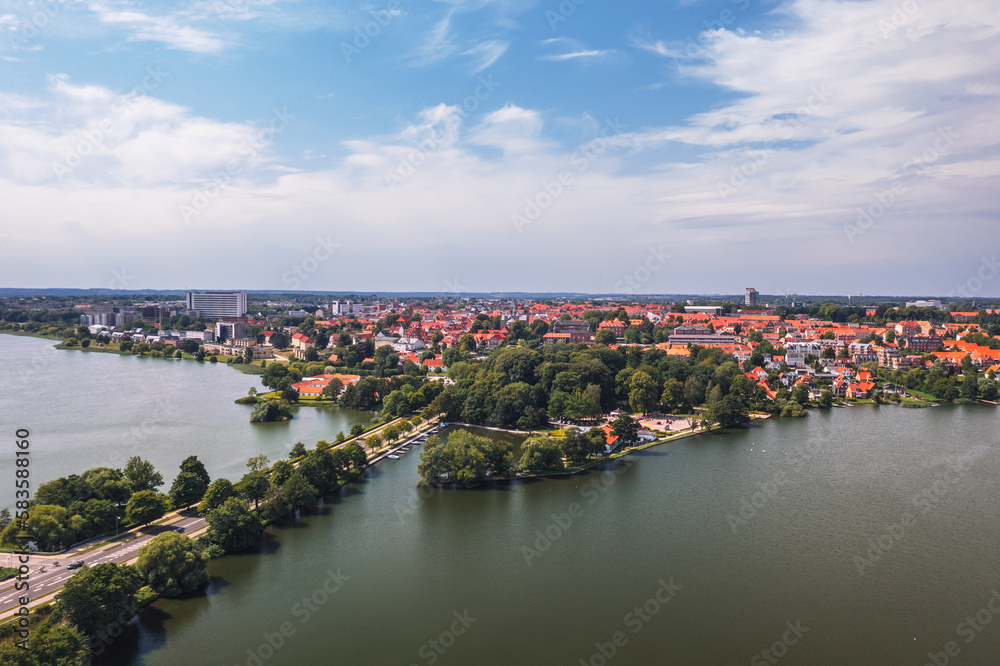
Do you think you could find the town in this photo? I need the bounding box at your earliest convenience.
[4,288,999,420]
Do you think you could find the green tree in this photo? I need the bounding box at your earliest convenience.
[961,371,980,400]
[290,442,308,458]
[281,471,320,512]
[246,454,270,473]
[818,389,833,408]
[558,428,592,465]
[343,443,367,470]
[238,471,270,510]
[322,377,344,399]
[125,490,169,526]
[518,438,564,472]
[25,505,71,552]
[179,456,210,488]
[204,498,264,554]
[611,413,640,448]
[169,471,208,510]
[594,329,616,345]
[707,394,751,427]
[271,460,294,486]
[660,378,684,413]
[198,478,237,516]
[250,400,293,422]
[136,532,209,597]
[684,376,706,406]
[366,433,384,451]
[55,562,142,637]
[124,456,164,493]
[297,448,338,494]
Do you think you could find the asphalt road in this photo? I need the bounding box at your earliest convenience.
[0,513,205,616]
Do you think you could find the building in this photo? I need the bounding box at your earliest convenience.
[784,342,824,366]
[597,319,626,338]
[684,306,724,316]
[331,300,368,316]
[214,317,248,342]
[186,291,247,318]
[905,300,945,310]
[552,319,593,344]
[899,336,944,353]
[667,325,736,346]
[745,288,760,307]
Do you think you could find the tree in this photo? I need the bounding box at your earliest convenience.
[125,490,170,526]
[322,377,344,399]
[961,371,980,400]
[179,456,210,488]
[290,442,308,458]
[611,413,640,448]
[136,532,209,597]
[169,471,208,510]
[660,378,684,413]
[343,443,368,470]
[124,456,164,493]
[281,471,320,512]
[238,471,270,510]
[684,376,706,406]
[80,467,131,506]
[56,562,142,637]
[594,329,616,345]
[3,619,89,664]
[979,378,999,401]
[818,389,833,408]
[198,478,237,516]
[382,390,411,417]
[366,433,384,451]
[205,498,264,554]
[25,505,71,552]
[271,460,294,486]
[558,428,592,465]
[250,399,293,422]
[518,438,564,472]
[350,424,365,438]
[297,448,339,494]
[707,395,751,427]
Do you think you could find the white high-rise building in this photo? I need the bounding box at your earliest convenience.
[186,291,247,318]
[745,288,760,307]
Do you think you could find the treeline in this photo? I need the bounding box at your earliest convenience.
[0,436,374,663]
[416,417,640,487]
[882,356,999,402]
[412,343,762,431]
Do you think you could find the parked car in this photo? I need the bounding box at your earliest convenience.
[66,561,84,570]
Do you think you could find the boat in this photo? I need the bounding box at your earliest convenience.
[387,454,400,460]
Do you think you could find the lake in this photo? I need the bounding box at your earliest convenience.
[0,334,377,485]
[4,335,1000,665]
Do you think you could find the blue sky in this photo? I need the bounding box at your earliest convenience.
[1,0,998,297]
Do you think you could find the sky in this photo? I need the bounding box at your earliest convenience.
[0,0,998,297]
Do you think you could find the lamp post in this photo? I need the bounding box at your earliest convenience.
[115,516,119,538]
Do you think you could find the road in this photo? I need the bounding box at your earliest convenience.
[0,512,206,617]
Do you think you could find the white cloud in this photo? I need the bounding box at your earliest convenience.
[538,49,615,61]
[3,0,1000,295]
[410,14,456,66]
[87,1,229,53]
[463,39,508,72]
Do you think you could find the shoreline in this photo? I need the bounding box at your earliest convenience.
[0,330,267,375]
[425,415,768,487]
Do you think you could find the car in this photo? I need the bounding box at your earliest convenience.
[66,561,84,570]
